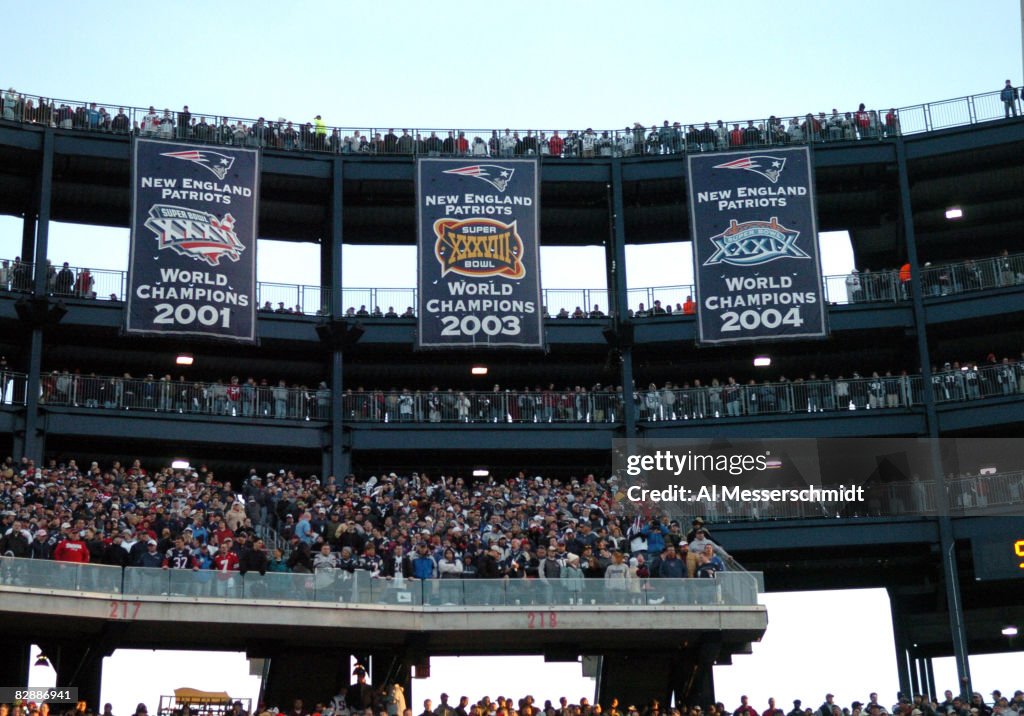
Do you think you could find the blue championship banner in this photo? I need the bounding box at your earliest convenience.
[688,146,827,345]
[416,159,543,349]
[126,139,259,343]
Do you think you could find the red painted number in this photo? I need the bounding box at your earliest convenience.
[108,600,142,619]
[527,611,558,629]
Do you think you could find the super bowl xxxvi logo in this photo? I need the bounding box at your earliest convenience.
[703,217,809,267]
[144,204,245,267]
[433,218,526,279]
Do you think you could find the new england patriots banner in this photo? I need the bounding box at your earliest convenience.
[688,146,827,345]
[126,139,259,343]
[416,159,543,349]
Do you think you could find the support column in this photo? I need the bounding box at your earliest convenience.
[19,129,55,463]
[598,653,674,709]
[263,649,351,711]
[673,639,719,708]
[53,643,104,711]
[895,138,971,695]
[21,210,36,265]
[327,158,348,479]
[608,160,636,435]
[909,651,921,697]
[925,659,936,701]
[0,640,31,688]
[889,589,913,699]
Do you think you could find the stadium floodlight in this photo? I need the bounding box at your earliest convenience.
[945,207,963,219]
[473,468,489,477]
[753,356,771,367]
[1002,625,1018,637]
[471,365,488,376]
[175,353,194,366]
[171,459,191,470]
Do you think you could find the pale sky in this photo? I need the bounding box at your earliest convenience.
[6,0,1023,707]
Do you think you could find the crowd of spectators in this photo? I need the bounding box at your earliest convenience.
[3,354,1020,422]
[0,456,737,598]
[265,688,1024,716]
[1,84,926,158]
[5,688,1024,716]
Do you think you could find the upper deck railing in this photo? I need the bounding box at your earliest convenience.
[2,84,1022,157]
[0,557,762,607]
[7,252,1020,317]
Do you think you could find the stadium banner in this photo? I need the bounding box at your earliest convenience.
[688,146,827,345]
[126,139,259,344]
[416,158,544,350]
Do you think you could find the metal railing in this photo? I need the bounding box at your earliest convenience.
[0,371,27,405]
[0,260,34,293]
[343,389,625,424]
[39,373,331,421]
[0,557,761,607]
[2,85,1022,158]
[17,363,1023,425]
[5,253,1022,318]
[696,469,1024,524]
[634,374,919,420]
[920,253,1024,298]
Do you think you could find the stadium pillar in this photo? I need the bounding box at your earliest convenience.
[52,642,104,711]
[21,210,35,267]
[0,640,31,688]
[895,138,971,695]
[18,128,55,463]
[908,650,921,698]
[889,589,912,699]
[327,158,349,480]
[598,654,674,709]
[263,649,351,711]
[608,160,637,435]
[924,659,936,700]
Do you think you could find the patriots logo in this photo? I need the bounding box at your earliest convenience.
[145,204,246,267]
[443,164,515,192]
[713,155,786,184]
[160,149,236,180]
[704,217,808,267]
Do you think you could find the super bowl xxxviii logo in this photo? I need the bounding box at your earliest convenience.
[433,218,525,279]
[144,204,245,267]
[703,217,809,267]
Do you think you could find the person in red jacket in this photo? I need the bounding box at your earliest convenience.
[682,295,696,315]
[54,531,91,563]
[548,131,564,157]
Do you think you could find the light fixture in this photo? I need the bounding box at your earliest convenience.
[35,652,50,668]
[171,459,191,470]
[472,469,489,477]
[1002,625,1018,637]
[176,353,194,366]
[945,207,963,220]
[753,356,771,367]
[471,365,488,376]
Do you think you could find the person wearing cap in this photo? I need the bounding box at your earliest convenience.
[787,702,804,716]
[559,551,585,604]
[53,527,90,563]
[970,695,991,716]
[818,696,838,716]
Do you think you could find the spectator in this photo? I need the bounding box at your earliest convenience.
[1001,80,1019,118]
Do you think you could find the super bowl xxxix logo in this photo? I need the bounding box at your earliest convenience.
[145,204,246,267]
[703,217,809,267]
[433,218,525,279]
